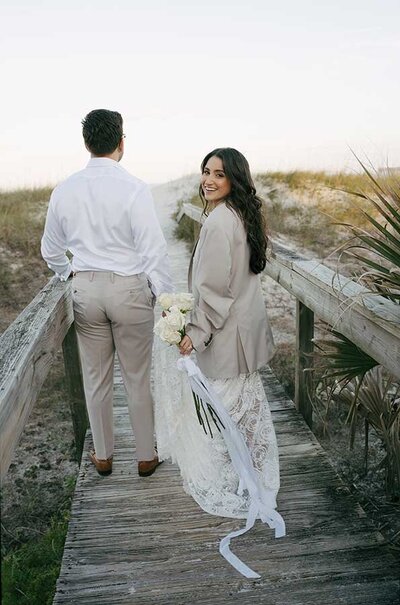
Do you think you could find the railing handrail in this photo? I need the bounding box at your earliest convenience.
[0,278,87,482]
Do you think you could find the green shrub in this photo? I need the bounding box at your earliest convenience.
[1,513,69,605]
[1,473,76,605]
[0,188,53,316]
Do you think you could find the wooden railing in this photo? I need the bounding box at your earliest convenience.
[179,202,400,427]
[0,278,88,483]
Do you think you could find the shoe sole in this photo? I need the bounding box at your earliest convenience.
[138,460,163,477]
[89,453,113,476]
[96,468,112,476]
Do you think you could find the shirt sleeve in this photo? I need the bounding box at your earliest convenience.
[186,219,234,353]
[131,185,173,296]
[40,193,72,281]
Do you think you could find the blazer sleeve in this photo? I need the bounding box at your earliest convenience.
[186,218,234,353]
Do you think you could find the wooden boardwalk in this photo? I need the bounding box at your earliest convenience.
[53,184,400,604]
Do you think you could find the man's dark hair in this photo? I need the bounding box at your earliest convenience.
[81,109,123,156]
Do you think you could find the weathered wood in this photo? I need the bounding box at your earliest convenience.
[177,202,203,224]
[0,277,73,481]
[177,202,202,244]
[62,323,88,461]
[53,364,400,605]
[295,301,314,428]
[265,247,400,379]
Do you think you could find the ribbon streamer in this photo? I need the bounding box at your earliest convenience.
[177,357,285,579]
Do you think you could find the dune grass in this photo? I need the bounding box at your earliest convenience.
[258,170,382,256]
[0,187,52,255]
[0,187,53,313]
[256,169,371,192]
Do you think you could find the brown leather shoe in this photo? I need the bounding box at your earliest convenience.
[138,455,163,477]
[89,451,113,476]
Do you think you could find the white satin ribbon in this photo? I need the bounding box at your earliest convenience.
[177,357,285,578]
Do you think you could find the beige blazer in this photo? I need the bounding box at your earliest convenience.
[186,203,275,379]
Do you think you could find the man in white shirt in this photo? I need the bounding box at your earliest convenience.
[41,108,173,478]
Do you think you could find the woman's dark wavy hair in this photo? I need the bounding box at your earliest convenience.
[82,109,123,156]
[199,147,268,274]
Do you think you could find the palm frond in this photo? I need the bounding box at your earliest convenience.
[314,329,379,384]
[335,157,400,302]
[313,327,379,449]
[338,368,400,496]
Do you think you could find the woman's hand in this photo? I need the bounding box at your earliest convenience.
[179,334,194,356]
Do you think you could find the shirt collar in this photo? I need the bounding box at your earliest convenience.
[87,157,120,168]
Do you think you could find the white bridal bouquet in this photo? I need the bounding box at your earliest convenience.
[154,291,225,439]
[154,292,195,345]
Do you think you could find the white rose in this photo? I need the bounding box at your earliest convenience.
[165,307,185,332]
[174,292,194,312]
[154,316,182,344]
[158,292,175,311]
[162,326,182,345]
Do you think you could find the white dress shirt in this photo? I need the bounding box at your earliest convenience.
[41,157,173,295]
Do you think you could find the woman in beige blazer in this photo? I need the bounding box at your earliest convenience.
[184,189,275,379]
[177,148,281,519]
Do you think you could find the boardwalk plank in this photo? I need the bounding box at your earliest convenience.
[53,366,399,605]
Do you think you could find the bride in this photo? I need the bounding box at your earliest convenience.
[154,147,280,523]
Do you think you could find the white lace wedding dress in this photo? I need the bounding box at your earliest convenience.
[153,340,280,519]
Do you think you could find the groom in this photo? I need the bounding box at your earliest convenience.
[41,109,173,477]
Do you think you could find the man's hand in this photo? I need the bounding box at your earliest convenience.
[179,334,194,356]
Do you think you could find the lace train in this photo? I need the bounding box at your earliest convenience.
[153,340,280,519]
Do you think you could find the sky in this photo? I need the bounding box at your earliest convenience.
[1,0,399,189]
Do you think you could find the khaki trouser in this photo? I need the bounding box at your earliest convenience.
[72,271,155,461]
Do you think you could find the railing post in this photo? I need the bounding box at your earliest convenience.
[62,323,88,461]
[295,301,314,429]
